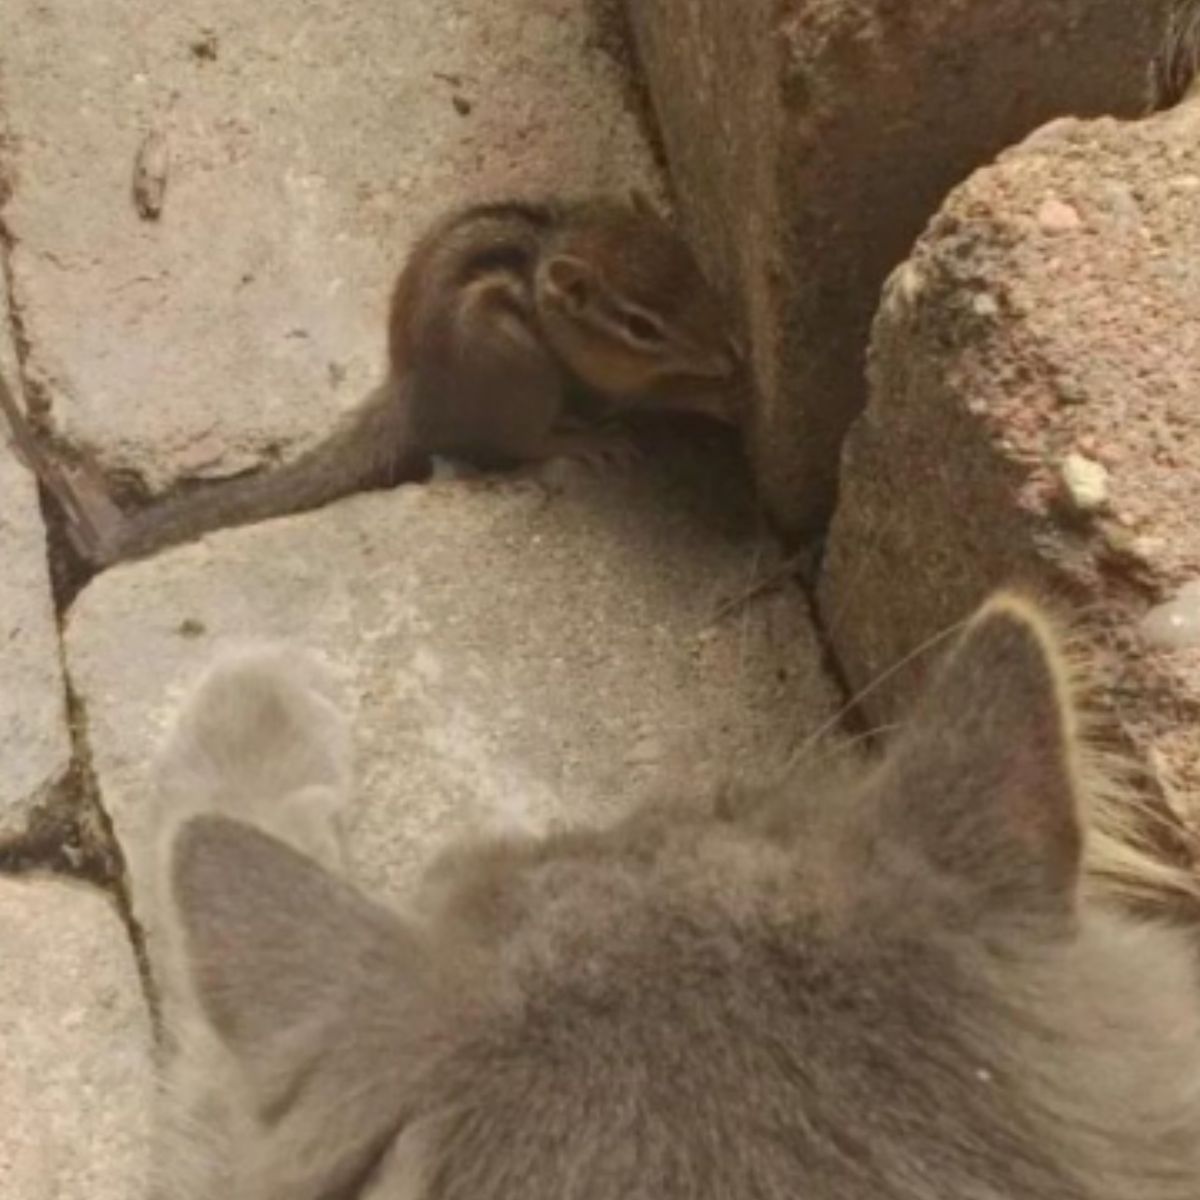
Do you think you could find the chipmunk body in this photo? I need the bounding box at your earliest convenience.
[41,197,740,566]
[393,199,738,463]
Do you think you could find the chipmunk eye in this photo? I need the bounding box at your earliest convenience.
[622,311,664,345]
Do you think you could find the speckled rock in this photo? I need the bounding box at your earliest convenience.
[0,0,662,499]
[65,436,841,949]
[821,102,1200,850]
[0,875,151,1200]
[624,0,1170,531]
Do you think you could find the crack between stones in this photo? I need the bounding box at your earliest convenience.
[1,117,156,1015]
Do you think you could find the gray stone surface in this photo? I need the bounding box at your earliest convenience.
[625,0,1171,531]
[0,875,151,1200]
[0,291,73,842]
[820,102,1200,852]
[65,437,840,932]
[0,0,661,497]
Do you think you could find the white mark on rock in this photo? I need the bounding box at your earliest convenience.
[1141,580,1200,651]
[1059,453,1108,514]
[971,292,999,317]
[883,261,924,318]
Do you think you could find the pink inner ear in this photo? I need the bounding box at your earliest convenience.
[1003,739,1080,867]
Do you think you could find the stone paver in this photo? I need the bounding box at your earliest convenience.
[65,438,841,941]
[0,288,73,843]
[821,101,1200,851]
[0,0,661,498]
[0,875,151,1200]
[625,0,1171,530]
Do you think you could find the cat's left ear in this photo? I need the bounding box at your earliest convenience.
[171,815,437,1195]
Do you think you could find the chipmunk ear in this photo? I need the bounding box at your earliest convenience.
[868,593,1084,916]
[540,254,595,315]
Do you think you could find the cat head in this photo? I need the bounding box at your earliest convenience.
[157,594,1200,1199]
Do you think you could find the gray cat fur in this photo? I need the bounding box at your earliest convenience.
[149,596,1200,1199]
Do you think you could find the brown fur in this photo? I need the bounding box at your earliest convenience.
[150,594,1200,1199]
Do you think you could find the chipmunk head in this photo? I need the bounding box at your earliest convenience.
[534,198,743,422]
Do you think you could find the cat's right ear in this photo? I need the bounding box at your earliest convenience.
[169,815,438,1197]
[865,592,1084,919]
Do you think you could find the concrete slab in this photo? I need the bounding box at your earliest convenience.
[0,289,73,843]
[0,0,661,496]
[624,0,1172,531]
[0,875,151,1200]
[64,438,841,938]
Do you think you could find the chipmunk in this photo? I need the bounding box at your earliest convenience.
[12,195,742,567]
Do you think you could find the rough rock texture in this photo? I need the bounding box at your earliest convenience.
[0,876,151,1199]
[820,102,1200,853]
[65,437,841,944]
[0,291,72,842]
[625,0,1172,531]
[0,0,661,499]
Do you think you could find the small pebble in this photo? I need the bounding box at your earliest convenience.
[971,292,999,317]
[1129,535,1167,563]
[1058,452,1108,514]
[190,29,219,61]
[132,129,169,220]
[1141,580,1200,651]
[1037,198,1081,233]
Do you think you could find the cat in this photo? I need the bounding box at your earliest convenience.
[147,592,1200,1199]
